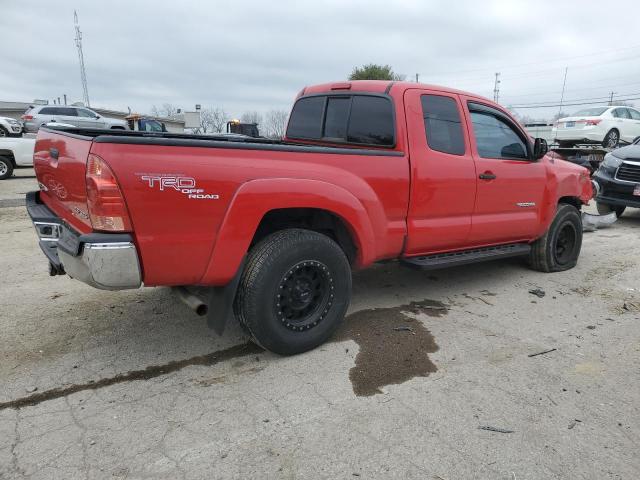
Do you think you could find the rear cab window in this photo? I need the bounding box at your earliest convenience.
[286,94,395,147]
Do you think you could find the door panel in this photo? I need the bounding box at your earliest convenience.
[403,89,477,254]
[463,98,547,245]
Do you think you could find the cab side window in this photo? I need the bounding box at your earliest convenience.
[420,95,465,155]
[469,111,528,160]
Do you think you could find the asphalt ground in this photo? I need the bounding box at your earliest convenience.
[1,169,638,479]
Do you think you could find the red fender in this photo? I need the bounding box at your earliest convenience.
[200,178,377,285]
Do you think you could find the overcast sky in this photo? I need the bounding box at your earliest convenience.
[2,0,639,120]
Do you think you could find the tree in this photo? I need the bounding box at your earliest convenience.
[349,64,405,81]
[241,111,263,125]
[200,107,228,133]
[151,103,181,119]
[263,109,288,139]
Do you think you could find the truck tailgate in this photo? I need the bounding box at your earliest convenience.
[33,129,93,233]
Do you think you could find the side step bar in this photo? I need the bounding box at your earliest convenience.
[401,243,531,270]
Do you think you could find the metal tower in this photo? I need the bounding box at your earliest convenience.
[493,72,501,103]
[74,10,90,107]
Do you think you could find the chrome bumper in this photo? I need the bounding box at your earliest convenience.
[58,242,141,290]
[26,191,142,290]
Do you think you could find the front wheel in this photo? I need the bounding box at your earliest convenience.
[529,204,583,272]
[596,202,625,217]
[234,229,352,355]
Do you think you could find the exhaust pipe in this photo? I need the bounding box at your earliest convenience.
[174,287,208,316]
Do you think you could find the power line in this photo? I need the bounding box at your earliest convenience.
[511,96,640,109]
[508,91,640,107]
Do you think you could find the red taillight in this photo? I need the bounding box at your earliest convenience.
[22,114,33,120]
[585,119,601,126]
[85,154,132,232]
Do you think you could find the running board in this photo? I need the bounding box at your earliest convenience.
[401,243,531,270]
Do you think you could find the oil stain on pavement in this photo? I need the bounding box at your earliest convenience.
[334,299,445,397]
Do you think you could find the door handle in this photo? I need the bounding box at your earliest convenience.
[479,172,496,180]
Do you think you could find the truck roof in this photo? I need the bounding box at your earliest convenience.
[302,80,494,104]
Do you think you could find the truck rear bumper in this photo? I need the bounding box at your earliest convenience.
[26,191,142,290]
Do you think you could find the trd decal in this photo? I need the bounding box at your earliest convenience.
[137,173,220,200]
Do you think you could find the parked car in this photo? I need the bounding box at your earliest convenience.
[592,137,640,216]
[0,135,36,179]
[21,106,127,133]
[26,80,593,355]
[0,116,23,137]
[553,106,640,148]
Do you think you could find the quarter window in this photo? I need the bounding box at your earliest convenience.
[613,108,631,119]
[470,111,528,160]
[629,109,640,120]
[420,95,465,155]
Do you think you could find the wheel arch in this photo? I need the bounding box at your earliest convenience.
[200,178,377,285]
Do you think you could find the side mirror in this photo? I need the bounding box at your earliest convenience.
[95,115,101,119]
[533,138,548,160]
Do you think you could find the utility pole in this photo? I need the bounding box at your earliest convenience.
[493,73,501,103]
[609,91,617,105]
[74,11,90,107]
[415,73,419,83]
[557,66,568,119]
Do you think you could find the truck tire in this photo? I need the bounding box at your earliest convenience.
[602,129,619,148]
[596,202,625,217]
[529,204,582,273]
[0,126,8,137]
[0,156,14,180]
[235,229,352,355]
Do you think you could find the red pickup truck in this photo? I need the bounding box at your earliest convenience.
[28,81,593,354]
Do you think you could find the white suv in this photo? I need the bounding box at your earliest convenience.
[21,106,127,133]
[553,106,640,148]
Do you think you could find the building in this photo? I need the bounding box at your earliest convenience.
[0,101,185,133]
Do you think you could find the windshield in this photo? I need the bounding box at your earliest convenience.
[571,107,608,117]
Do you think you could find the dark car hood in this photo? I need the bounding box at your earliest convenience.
[612,145,640,160]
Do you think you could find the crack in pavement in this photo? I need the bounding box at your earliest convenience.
[0,343,262,411]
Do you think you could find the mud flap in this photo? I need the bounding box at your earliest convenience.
[206,257,246,335]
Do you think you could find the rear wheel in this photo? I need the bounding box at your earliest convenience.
[596,202,626,217]
[529,204,582,272]
[602,129,619,148]
[234,229,352,355]
[0,156,14,180]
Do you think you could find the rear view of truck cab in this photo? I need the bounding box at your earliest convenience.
[28,128,141,290]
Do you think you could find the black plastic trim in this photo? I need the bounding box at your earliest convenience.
[401,243,531,271]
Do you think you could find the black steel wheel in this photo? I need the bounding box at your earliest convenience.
[529,204,583,272]
[235,229,351,355]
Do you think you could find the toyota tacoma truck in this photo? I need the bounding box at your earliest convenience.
[27,81,593,355]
